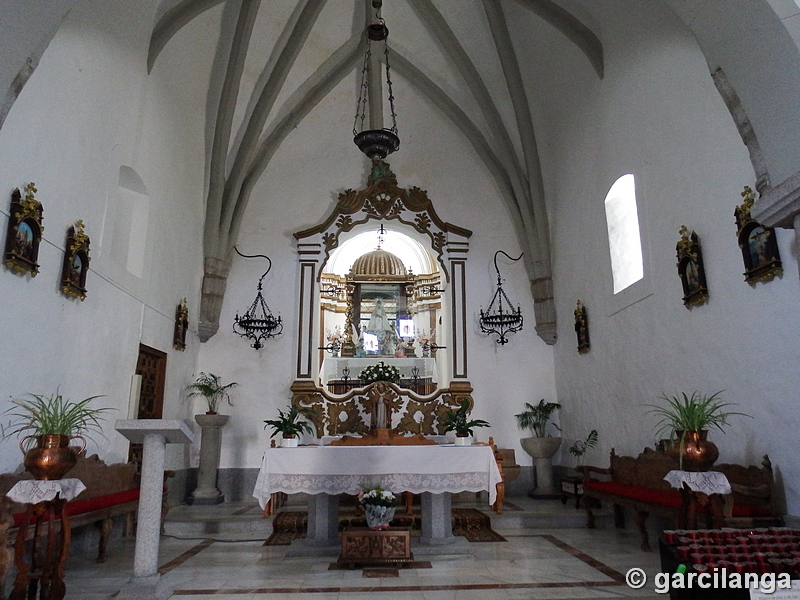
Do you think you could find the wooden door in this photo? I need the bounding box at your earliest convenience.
[128,344,167,470]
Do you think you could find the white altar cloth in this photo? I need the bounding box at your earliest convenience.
[253,445,502,506]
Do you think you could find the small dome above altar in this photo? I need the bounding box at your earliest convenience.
[349,249,407,277]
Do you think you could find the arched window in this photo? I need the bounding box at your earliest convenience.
[604,174,643,294]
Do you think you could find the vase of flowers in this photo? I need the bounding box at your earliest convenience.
[326,326,345,357]
[359,486,396,530]
[359,361,401,385]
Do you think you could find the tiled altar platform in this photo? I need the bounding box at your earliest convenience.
[60,496,664,599]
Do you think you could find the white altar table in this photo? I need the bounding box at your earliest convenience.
[253,445,502,547]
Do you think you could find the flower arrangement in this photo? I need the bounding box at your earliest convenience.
[358,486,396,507]
[417,329,435,346]
[359,361,400,384]
[326,326,346,344]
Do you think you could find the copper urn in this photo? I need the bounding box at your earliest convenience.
[21,433,84,480]
[667,430,719,472]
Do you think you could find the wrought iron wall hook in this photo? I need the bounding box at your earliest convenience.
[234,246,272,290]
[479,251,524,345]
[232,247,282,349]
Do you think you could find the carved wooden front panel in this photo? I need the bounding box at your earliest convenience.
[340,529,412,566]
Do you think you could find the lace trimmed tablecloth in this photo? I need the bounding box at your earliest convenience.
[253,445,502,508]
[6,478,86,504]
[664,470,732,495]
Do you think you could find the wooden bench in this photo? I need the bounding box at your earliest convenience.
[578,448,781,551]
[0,453,172,593]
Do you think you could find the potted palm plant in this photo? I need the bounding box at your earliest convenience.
[2,391,111,480]
[646,390,750,471]
[515,399,562,497]
[263,404,316,447]
[185,373,237,504]
[440,399,490,445]
[567,429,598,468]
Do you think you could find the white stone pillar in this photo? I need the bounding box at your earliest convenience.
[115,419,193,600]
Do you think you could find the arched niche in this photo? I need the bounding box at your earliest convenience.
[291,162,474,438]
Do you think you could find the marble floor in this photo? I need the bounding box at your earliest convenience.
[58,497,665,600]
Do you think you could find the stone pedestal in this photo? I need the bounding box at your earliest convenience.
[189,413,228,505]
[419,492,455,545]
[114,419,193,600]
[521,437,562,498]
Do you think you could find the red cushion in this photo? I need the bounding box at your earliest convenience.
[583,480,683,508]
[731,504,772,518]
[65,488,140,517]
[583,480,773,518]
[11,488,140,527]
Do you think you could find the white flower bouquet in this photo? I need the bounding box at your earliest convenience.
[358,486,396,507]
[358,361,400,384]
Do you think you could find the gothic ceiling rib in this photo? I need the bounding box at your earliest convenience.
[147,0,604,343]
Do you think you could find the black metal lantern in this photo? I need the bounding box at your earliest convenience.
[479,251,524,345]
[232,248,282,349]
[353,0,399,163]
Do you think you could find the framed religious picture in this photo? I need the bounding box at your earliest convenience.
[60,220,90,300]
[3,183,43,276]
[173,298,188,351]
[676,226,709,309]
[574,300,590,354]
[735,185,782,286]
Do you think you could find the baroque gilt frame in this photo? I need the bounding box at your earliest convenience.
[735,186,782,286]
[60,220,90,300]
[291,161,473,432]
[3,183,43,276]
[676,226,709,309]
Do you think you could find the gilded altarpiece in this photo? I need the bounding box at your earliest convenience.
[291,162,473,437]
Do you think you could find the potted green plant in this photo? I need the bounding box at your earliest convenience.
[2,391,111,480]
[185,372,237,415]
[515,399,562,497]
[567,429,598,468]
[263,404,316,447]
[440,399,490,445]
[646,390,750,471]
[185,373,237,504]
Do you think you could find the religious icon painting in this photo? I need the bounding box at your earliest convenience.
[3,183,43,276]
[60,220,90,300]
[676,226,709,309]
[735,186,782,286]
[173,298,189,351]
[574,300,590,354]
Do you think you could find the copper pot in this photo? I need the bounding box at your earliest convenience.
[667,430,719,472]
[21,433,85,480]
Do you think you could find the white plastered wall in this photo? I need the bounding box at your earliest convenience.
[542,3,800,516]
[0,0,207,473]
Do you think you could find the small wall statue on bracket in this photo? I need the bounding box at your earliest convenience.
[676,225,709,309]
[574,300,589,354]
[60,220,90,300]
[735,185,782,286]
[3,183,43,276]
[174,298,189,351]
